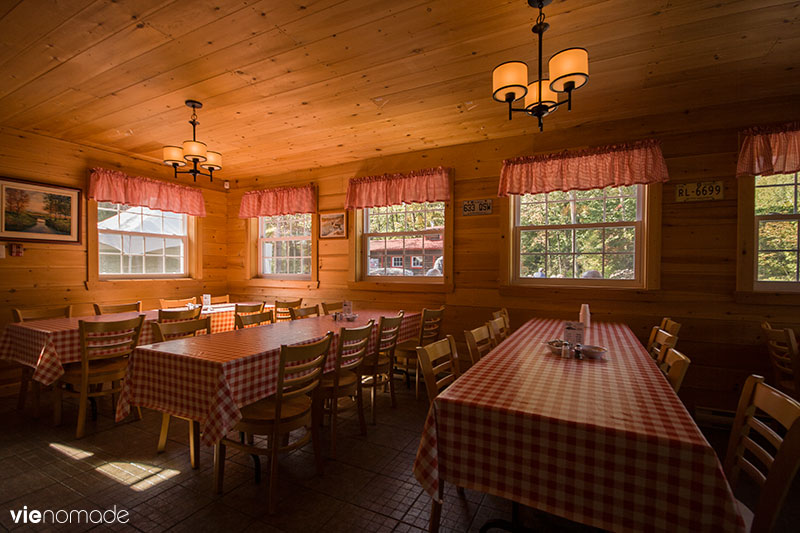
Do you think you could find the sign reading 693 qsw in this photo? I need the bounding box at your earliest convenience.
[675,180,724,203]
[462,199,493,216]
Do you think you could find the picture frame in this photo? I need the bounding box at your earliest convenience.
[319,211,347,239]
[0,177,82,244]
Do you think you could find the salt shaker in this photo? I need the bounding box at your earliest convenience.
[561,342,569,359]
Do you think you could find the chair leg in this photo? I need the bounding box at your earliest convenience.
[330,395,338,457]
[268,436,280,515]
[76,387,88,439]
[370,379,377,425]
[356,380,366,436]
[157,413,170,453]
[189,420,201,469]
[53,382,63,426]
[17,367,31,410]
[213,442,226,494]
[135,406,143,420]
[111,380,119,411]
[405,358,411,388]
[415,359,420,400]
[311,397,324,476]
[389,371,397,408]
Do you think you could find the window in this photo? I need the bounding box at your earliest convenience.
[753,172,800,287]
[97,203,188,277]
[259,214,312,278]
[513,186,643,283]
[364,202,445,278]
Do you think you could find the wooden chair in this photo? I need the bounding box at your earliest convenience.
[159,297,197,309]
[761,322,800,400]
[158,307,202,322]
[53,315,144,438]
[492,308,511,332]
[319,321,374,456]
[235,310,274,329]
[647,328,677,364]
[464,324,493,366]
[723,375,800,533]
[358,312,404,424]
[213,333,333,514]
[394,306,445,399]
[486,316,509,347]
[416,335,460,403]
[210,294,230,304]
[13,305,72,414]
[659,347,691,393]
[93,301,142,315]
[274,298,302,322]
[322,301,343,315]
[646,318,681,351]
[152,317,211,468]
[290,305,320,320]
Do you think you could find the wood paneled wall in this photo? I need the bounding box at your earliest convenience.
[0,126,228,328]
[227,100,800,412]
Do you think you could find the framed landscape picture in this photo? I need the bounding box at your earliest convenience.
[0,177,81,244]
[319,211,347,239]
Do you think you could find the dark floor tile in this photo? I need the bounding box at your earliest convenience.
[166,501,254,532]
[322,501,398,533]
[356,474,422,521]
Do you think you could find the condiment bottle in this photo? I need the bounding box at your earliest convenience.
[579,304,591,329]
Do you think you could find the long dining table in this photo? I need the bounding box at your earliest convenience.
[413,318,745,533]
[0,303,260,385]
[116,309,420,447]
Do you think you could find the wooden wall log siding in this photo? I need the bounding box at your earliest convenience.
[227,101,800,413]
[0,127,228,326]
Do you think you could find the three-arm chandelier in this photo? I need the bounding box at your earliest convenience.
[492,0,589,132]
[162,100,222,182]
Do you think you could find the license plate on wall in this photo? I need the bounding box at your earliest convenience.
[462,199,493,216]
[675,181,724,202]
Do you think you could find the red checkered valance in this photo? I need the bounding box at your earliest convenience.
[737,122,800,177]
[345,167,451,210]
[238,184,316,218]
[89,167,206,217]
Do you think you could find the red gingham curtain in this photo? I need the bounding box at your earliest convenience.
[89,168,206,217]
[498,139,669,197]
[345,167,451,209]
[238,184,316,218]
[737,122,800,177]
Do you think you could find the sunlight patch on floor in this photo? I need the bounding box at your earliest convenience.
[49,442,95,460]
[95,461,180,491]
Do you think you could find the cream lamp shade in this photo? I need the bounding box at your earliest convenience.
[492,61,528,102]
[182,140,207,163]
[525,79,558,113]
[548,47,589,92]
[162,145,186,167]
[201,150,222,171]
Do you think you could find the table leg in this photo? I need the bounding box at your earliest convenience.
[429,482,443,533]
[189,420,201,469]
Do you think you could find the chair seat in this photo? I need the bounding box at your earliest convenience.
[395,339,418,354]
[735,498,753,532]
[239,395,312,423]
[320,370,358,389]
[61,358,128,382]
[360,355,391,372]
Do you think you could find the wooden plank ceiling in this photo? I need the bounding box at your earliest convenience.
[0,0,798,184]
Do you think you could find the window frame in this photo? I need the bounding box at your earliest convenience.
[97,203,189,280]
[501,184,661,291]
[257,213,313,281]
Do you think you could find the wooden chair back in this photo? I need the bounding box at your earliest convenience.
[492,308,510,331]
[159,297,197,309]
[416,335,460,403]
[93,301,142,315]
[322,301,343,315]
[659,348,691,393]
[152,317,211,342]
[290,305,320,320]
[486,316,509,346]
[235,302,264,314]
[416,306,445,346]
[158,307,202,322]
[334,321,374,376]
[761,322,800,397]
[465,324,493,365]
[273,332,334,414]
[648,328,677,364]
[210,294,230,304]
[646,318,681,352]
[723,375,800,533]
[364,312,404,374]
[235,310,274,329]
[79,315,144,367]
[274,299,303,322]
[13,305,72,322]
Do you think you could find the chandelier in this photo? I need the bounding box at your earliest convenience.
[162,100,222,182]
[492,0,589,131]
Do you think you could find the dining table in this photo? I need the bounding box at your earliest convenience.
[115,309,420,447]
[0,303,264,385]
[413,318,745,533]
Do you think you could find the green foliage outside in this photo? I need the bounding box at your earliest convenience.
[755,173,800,281]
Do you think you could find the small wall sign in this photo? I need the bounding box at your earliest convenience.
[462,199,493,216]
[675,180,724,202]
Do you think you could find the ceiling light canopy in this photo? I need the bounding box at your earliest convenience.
[162,100,222,182]
[492,0,589,131]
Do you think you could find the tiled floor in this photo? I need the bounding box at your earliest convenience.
[0,385,797,532]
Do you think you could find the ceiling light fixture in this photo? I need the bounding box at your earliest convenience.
[492,0,589,132]
[162,100,222,182]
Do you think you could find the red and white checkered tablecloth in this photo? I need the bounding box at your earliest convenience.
[0,304,254,385]
[115,309,419,446]
[413,318,745,533]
